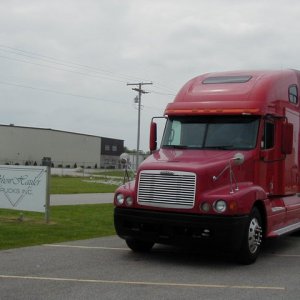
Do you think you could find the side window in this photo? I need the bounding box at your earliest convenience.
[289,85,298,104]
[172,121,181,144]
[164,120,181,145]
[261,121,275,149]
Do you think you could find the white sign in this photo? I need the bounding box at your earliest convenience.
[0,165,48,212]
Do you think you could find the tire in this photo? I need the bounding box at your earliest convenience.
[125,239,154,253]
[237,207,263,265]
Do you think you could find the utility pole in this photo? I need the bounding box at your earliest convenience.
[127,82,153,170]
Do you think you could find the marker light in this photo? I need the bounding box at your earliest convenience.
[214,200,227,213]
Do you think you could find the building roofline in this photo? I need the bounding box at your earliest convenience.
[0,124,124,142]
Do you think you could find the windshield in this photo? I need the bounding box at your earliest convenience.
[161,116,260,150]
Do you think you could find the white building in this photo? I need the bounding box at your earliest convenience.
[0,124,124,169]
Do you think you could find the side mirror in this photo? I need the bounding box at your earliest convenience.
[233,153,245,165]
[282,122,293,154]
[149,121,157,151]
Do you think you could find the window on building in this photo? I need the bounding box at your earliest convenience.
[112,145,117,152]
[105,145,110,151]
[289,85,298,104]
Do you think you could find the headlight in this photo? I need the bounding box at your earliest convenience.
[214,200,227,213]
[125,196,133,206]
[200,202,211,212]
[116,193,124,205]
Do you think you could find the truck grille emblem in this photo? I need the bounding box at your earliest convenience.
[160,171,174,176]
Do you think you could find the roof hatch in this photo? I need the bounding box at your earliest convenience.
[202,75,252,84]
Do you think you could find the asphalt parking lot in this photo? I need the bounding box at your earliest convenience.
[1,235,300,300]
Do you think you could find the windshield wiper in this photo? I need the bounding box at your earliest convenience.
[163,145,236,150]
[204,145,235,150]
[162,145,189,149]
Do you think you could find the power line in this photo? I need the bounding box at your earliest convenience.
[0,79,164,113]
[0,79,125,105]
[0,51,178,93]
[0,54,127,83]
[0,44,178,93]
[0,45,148,84]
[148,90,176,96]
[0,44,135,80]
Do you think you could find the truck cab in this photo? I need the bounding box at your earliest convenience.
[114,70,300,264]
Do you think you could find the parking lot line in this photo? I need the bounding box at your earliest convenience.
[271,253,300,257]
[0,274,285,291]
[43,244,130,251]
[45,244,300,258]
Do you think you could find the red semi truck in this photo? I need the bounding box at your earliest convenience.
[114,69,300,264]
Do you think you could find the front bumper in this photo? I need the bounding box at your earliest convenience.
[114,208,249,252]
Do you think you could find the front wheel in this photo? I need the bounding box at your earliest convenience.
[126,239,154,253]
[237,207,263,264]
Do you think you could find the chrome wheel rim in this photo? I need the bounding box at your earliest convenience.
[248,217,262,254]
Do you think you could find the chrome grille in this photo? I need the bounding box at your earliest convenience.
[137,170,196,209]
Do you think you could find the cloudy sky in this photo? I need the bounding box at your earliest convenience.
[0,0,300,151]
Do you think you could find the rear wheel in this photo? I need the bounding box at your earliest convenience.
[125,239,154,252]
[237,207,263,264]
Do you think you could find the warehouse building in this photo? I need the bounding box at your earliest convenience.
[0,124,124,169]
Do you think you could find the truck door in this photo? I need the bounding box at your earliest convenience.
[257,117,286,230]
[258,115,300,230]
[282,108,300,224]
[285,108,300,193]
[259,117,285,195]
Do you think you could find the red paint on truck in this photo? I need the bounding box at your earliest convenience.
[114,70,300,264]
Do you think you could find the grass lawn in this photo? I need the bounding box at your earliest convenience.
[94,170,127,177]
[50,175,119,194]
[0,172,123,250]
[0,204,115,250]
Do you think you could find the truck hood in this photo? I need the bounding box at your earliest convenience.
[139,148,252,173]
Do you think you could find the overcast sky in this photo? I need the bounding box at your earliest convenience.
[0,0,300,151]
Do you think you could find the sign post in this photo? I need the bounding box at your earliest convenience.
[45,165,50,223]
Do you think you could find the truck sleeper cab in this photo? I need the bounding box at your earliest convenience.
[114,70,300,264]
